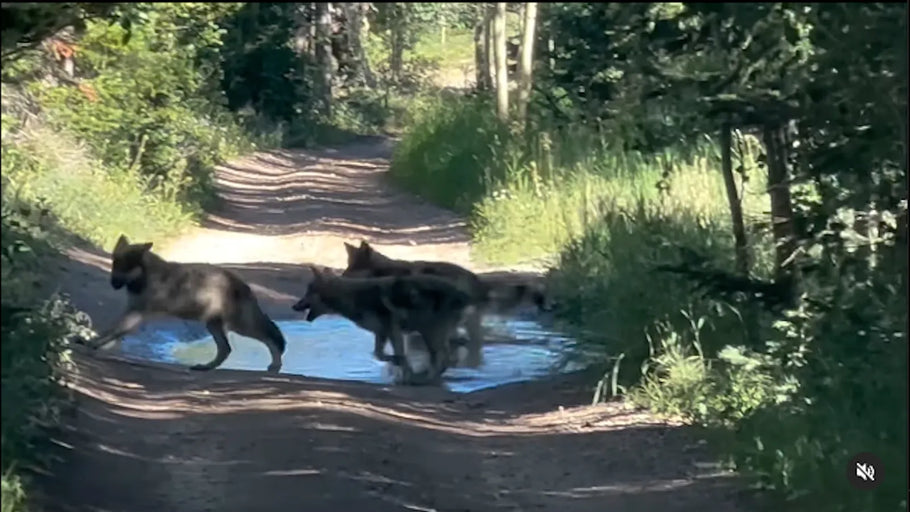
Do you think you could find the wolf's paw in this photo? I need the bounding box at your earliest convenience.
[386,363,413,385]
[189,363,215,371]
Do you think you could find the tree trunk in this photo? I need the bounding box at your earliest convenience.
[722,123,760,343]
[342,2,375,88]
[473,14,488,91]
[314,2,336,118]
[762,122,799,297]
[485,5,495,95]
[492,2,508,120]
[516,2,537,128]
[293,4,313,57]
[722,122,750,276]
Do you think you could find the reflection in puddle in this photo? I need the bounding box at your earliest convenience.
[120,316,584,393]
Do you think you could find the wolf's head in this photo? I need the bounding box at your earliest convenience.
[341,240,375,276]
[110,234,154,291]
[291,266,334,322]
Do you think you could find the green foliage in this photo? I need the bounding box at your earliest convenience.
[0,192,96,512]
[219,3,309,124]
[393,5,907,512]
[548,199,774,385]
[390,94,512,212]
[2,120,192,251]
[0,3,119,58]
[28,3,253,210]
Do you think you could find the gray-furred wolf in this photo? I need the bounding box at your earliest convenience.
[341,240,553,368]
[79,234,287,373]
[291,265,475,385]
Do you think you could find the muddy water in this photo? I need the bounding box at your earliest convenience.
[119,315,583,393]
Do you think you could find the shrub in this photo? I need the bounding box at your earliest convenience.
[0,194,96,512]
[390,94,514,212]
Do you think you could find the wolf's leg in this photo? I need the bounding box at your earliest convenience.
[85,310,145,350]
[231,310,285,373]
[192,319,232,371]
[413,322,454,385]
[372,332,397,363]
[435,321,457,376]
[463,308,485,368]
[386,324,414,382]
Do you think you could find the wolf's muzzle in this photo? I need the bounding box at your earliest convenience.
[291,299,317,322]
[291,298,308,313]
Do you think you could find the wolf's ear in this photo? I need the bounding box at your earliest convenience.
[308,265,323,283]
[113,234,130,254]
[344,242,358,258]
[360,240,372,254]
[139,242,153,253]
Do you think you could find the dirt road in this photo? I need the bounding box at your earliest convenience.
[35,136,751,512]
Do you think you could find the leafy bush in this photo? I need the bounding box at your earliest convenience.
[0,194,96,512]
[2,118,192,251]
[29,3,255,210]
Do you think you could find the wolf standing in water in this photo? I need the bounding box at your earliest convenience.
[292,266,475,385]
[80,234,287,373]
[341,240,554,368]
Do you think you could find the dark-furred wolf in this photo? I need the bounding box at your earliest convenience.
[291,266,475,385]
[80,234,287,373]
[341,240,553,368]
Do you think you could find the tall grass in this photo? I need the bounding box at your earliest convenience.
[2,120,194,251]
[390,95,513,212]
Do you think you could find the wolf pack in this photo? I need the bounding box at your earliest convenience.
[79,234,553,385]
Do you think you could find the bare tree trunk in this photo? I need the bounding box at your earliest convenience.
[342,2,375,87]
[385,3,408,86]
[294,4,313,57]
[485,5,495,95]
[315,2,336,118]
[473,14,487,91]
[722,122,750,276]
[762,122,799,300]
[492,2,508,120]
[516,2,537,127]
[722,122,760,343]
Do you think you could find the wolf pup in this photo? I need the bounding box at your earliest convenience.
[341,240,553,368]
[291,266,474,385]
[80,234,287,373]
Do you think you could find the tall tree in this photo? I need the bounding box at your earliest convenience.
[293,3,314,58]
[492,2,508,120]
[516,2,537,127]
[314,1,335,117]
[341,2,375,88]
[485,4,495,93]
[473,7,489,91]
[387,3,406,84]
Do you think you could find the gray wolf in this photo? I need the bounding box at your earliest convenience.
[291,266,475,385]
[79,234,287,373]
[341,240,553,368]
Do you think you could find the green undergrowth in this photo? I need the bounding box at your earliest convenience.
[388,93,906,511]
[0,190,96,512]
[2,116,194,252]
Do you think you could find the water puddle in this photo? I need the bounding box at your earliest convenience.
[120,315,584,393]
